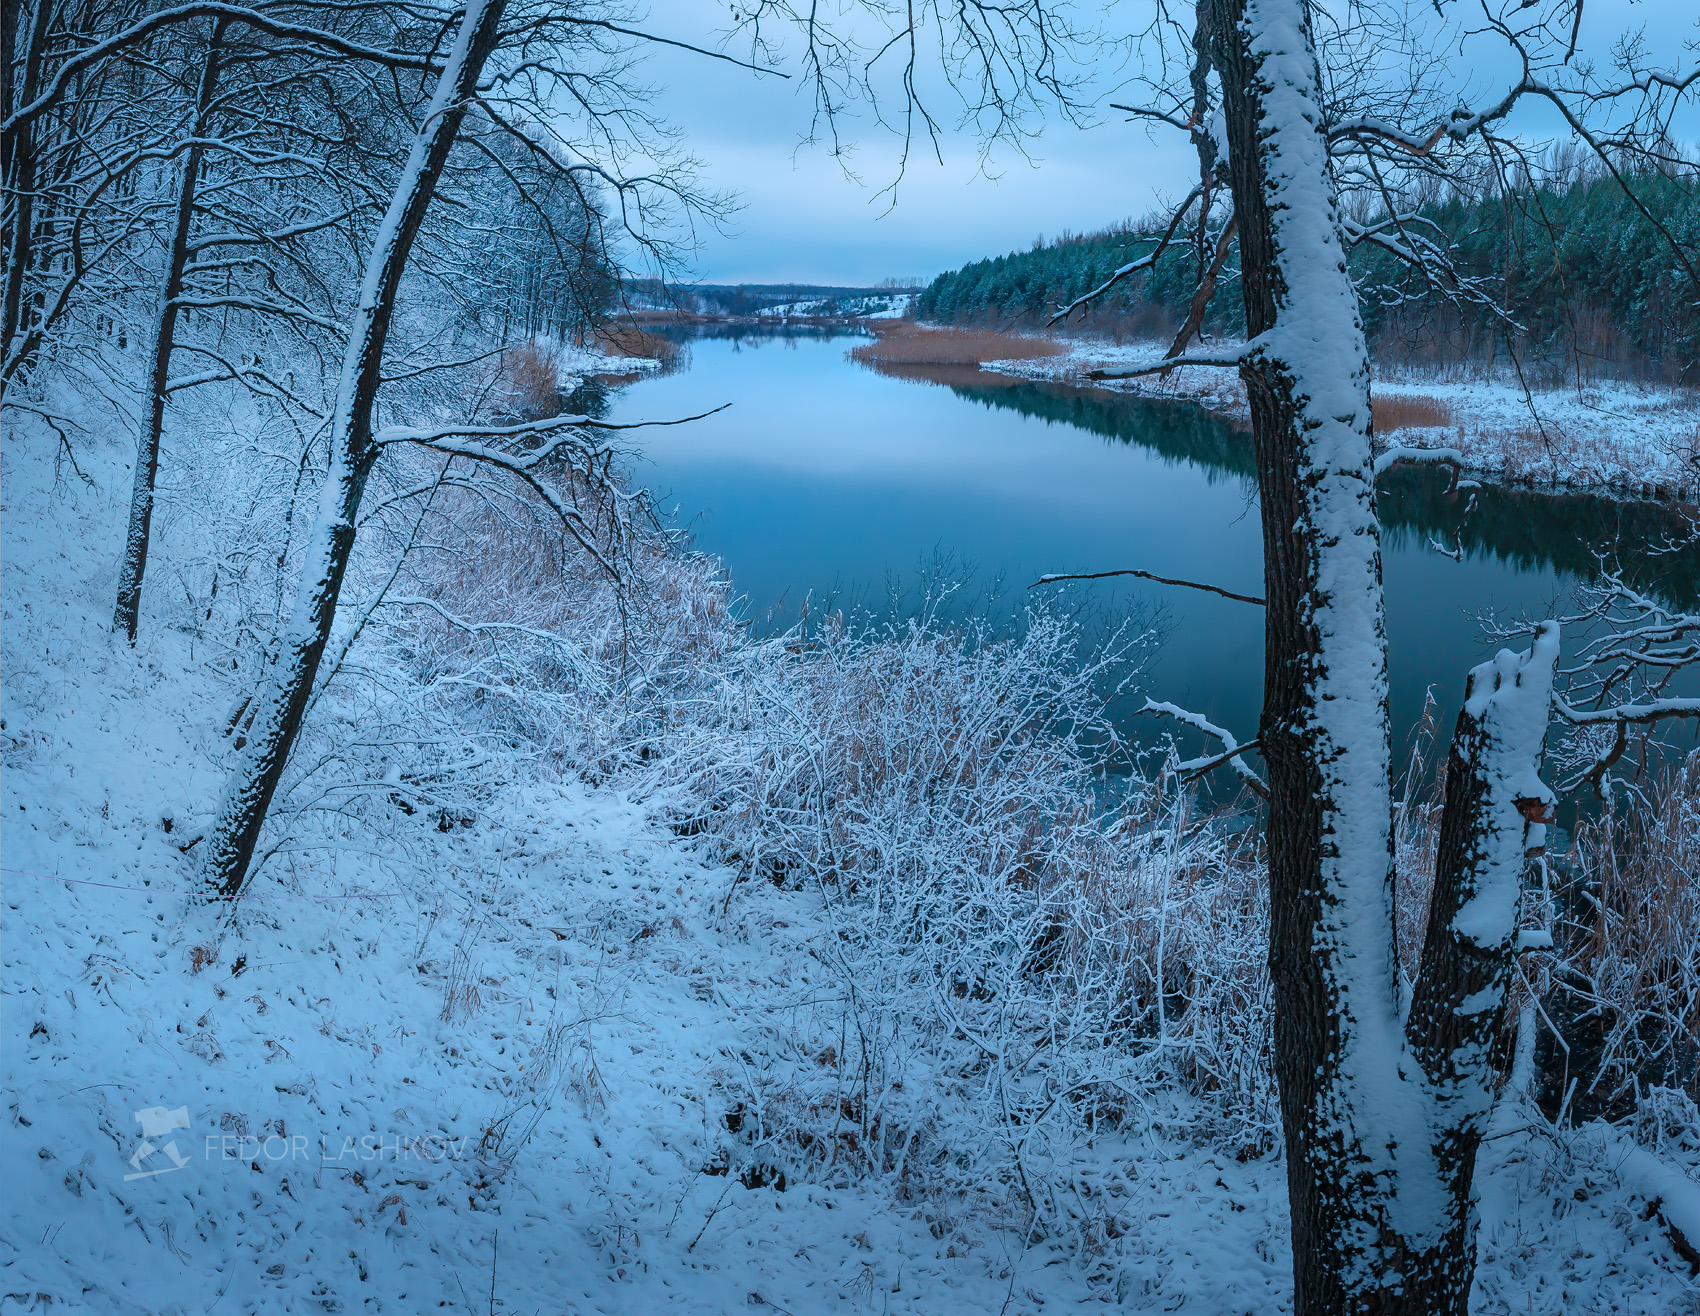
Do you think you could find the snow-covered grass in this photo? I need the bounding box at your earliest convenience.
[5,389,1699,1312]
[977,337,1700,499]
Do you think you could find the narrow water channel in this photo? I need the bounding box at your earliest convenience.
[610,327,1698,794]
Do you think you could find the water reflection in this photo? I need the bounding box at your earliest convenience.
[934,373,1700,609]
[610,328,1696,797]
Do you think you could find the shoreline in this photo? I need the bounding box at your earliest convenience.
[854,323,1698,503]
[988,340,1698,502]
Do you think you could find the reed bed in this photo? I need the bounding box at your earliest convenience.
[1371,391,1455,431]
[849,323,1068,368]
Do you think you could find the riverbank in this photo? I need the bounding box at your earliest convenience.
[857,325,1699,501]
[8,399,1698,1314]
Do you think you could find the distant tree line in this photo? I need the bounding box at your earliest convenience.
[916,221,1246,341]
[629,278,924,317]
[628,280,922,317]
[918,163,1699,383]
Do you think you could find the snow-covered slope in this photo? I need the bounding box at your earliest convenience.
[4,414,1696,1313]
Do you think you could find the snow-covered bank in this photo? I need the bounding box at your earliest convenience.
[0,414,1274,1312]
[979,338,1699,500]
[5,404,1699,1314]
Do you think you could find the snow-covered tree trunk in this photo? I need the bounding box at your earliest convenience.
[113,21,224,644]
[1402,625,1558,1311]
[1,0,53,380]
[1210,0,1557,1309]
[200,0,507,898]
[1214,0,1410,1301]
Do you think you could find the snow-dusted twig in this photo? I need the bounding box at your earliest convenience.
[1141,699,1268,800]
[1045,184,1202,326]
[1031,567,1265,607]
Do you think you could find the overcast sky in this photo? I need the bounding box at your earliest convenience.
[634,1,1698,287]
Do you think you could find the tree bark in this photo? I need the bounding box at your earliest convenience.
[113,20,224,644]
[1210,0,1423,1308]
[199,0,507,898]
[1207,0,1563,1309]
[1400,624,1558,1311]
[2,0,54,381]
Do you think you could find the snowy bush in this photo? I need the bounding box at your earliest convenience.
[1532,754,1700,1122]
[343,491,1280,1229]
[622,606,1276,1228]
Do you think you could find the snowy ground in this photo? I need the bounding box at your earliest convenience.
[4,412,1699,1313]
[761,293,916,320]
[981,338,1699,499]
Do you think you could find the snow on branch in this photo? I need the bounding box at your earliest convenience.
[375,415,595,447]
[166,295,343,334]
[2,3,443,143]
[1141,699,1268,800]
[382,595,607,690]
[1508,570,1700,793]
[375,406,727,585]
[374,403,729,447]
[1046,183,1203,326]
[1327,117,1447,157]
[1373,445,1471,492]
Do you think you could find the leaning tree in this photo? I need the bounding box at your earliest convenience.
[193,0,731,895]
[2,0,733,895]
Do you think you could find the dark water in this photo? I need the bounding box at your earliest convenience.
[611,327,1698,787]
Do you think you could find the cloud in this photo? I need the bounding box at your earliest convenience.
[630,0,1698,286]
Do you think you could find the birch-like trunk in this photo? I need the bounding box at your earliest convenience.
[200,0,507,898]
[113,21,224,644]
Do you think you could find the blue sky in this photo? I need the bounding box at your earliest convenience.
[635,1,1698,286]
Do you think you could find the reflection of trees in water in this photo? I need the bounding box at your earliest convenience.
[946,378,1256,484]
[561,374,612,419]
[1377,473,1699,609]
[943,376,1699,608]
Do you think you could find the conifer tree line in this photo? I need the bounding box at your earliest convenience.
[919,156,1700,382]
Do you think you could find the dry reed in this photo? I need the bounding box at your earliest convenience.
[593,322,682,364]
[849,323,1067,368]
[1372,391,1454,431]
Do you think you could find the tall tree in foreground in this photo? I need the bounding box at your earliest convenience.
[1072,1,1696,1308]
[194,0,722,896]
[196,0,510,892]
[748,0,1698,1309]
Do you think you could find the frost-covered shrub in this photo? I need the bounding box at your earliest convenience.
[635,608,1275,1222]
[1534,754,1700,1122]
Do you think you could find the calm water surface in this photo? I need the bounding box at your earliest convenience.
[610,327,1697,785]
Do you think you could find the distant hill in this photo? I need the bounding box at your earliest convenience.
[625,280,920,319]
